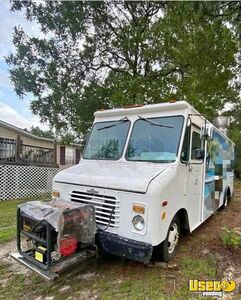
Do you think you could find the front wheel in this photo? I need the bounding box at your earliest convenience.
[160,216,180,262]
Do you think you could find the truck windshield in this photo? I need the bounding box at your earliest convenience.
[126,116,184,162]
[83,119,130,160]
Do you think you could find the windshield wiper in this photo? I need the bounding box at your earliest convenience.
[97,117,129,131]
[138,116,173,128]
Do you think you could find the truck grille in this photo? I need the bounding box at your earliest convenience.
[70,190,120,228]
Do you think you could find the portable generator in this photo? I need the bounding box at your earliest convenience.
[13,199,96,279]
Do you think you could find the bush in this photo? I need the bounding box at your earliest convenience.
[221,227,241,249]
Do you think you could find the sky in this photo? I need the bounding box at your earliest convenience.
[0,0,48,130]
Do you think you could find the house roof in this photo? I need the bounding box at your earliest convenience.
[0,119,54,142]
[0,119,80,147]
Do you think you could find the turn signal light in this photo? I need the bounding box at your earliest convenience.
[133,205,145,214]
[52,191,60,198]
[161,212,166,220]
[124,104,144,109]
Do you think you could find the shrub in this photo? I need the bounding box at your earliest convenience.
[221,227,241,249]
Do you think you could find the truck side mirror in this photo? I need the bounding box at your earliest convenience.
[83,132,90,146]
[200,124,213,139]
[195,149,205,160]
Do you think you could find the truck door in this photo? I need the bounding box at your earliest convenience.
[186,126,204,228]
[202,129,224,221]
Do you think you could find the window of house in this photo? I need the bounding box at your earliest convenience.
[0,138,16,160]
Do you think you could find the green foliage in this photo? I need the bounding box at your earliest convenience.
[27,126,55,139]
[201,2,241,36]
[6,1,239,135]
[24,126,79,145]
[180,257,217,278]
[59,131,78,145]
[229,127,241,173]
[221,227,241,249]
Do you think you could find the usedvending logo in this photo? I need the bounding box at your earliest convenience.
[189,279,236,298]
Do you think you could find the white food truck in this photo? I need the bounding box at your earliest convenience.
[52,101,234,262]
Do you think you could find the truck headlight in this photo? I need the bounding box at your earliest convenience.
[132,215,145,231]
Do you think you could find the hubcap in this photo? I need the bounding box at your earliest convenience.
[167,223,179,254]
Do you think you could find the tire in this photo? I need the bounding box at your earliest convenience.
[221,194,228,209]
[160,215,180,262]
[221,188,230,209]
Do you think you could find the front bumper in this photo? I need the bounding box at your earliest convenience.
[97,230,153,262]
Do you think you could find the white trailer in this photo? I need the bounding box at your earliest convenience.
[52,101,234,262]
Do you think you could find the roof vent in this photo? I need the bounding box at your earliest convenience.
[213,116,230,136]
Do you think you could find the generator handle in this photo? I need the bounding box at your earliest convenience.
[17,207,21,254]
[16,207,53,269]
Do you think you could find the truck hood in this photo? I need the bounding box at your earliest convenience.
[54,160,170,193]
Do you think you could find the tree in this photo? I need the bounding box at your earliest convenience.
[26,126,55,139]
[200,2,241,30]
[196,1,241,174]
[25,126,80,145]
[6,1,239,136]
[58,131,79,145]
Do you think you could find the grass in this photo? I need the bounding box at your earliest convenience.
[0,187,240,299]
[221,227,241,249]
[99,267,167,299]
[0,239,220,300]
[179,256,217,278]
[0,256,219,300]
[166,256,219,300]
[234,179,241,189]
[0,194,50,243]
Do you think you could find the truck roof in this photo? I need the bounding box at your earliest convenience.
[94,100,192,117]
[94,100,234,145]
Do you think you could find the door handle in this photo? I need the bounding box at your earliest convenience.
[188,162,193,172]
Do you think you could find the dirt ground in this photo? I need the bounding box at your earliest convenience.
[175,183,241,265]
[1,183,241,299]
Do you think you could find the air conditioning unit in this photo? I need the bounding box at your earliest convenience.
[213,116,230,136]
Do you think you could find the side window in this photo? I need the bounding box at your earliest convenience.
[181,126,190,162]
[191,131,201,159]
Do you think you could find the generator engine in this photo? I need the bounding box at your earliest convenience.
[17,199,96,269]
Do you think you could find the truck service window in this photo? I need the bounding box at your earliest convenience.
[83,119,130,160]
[126,116,184,162]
